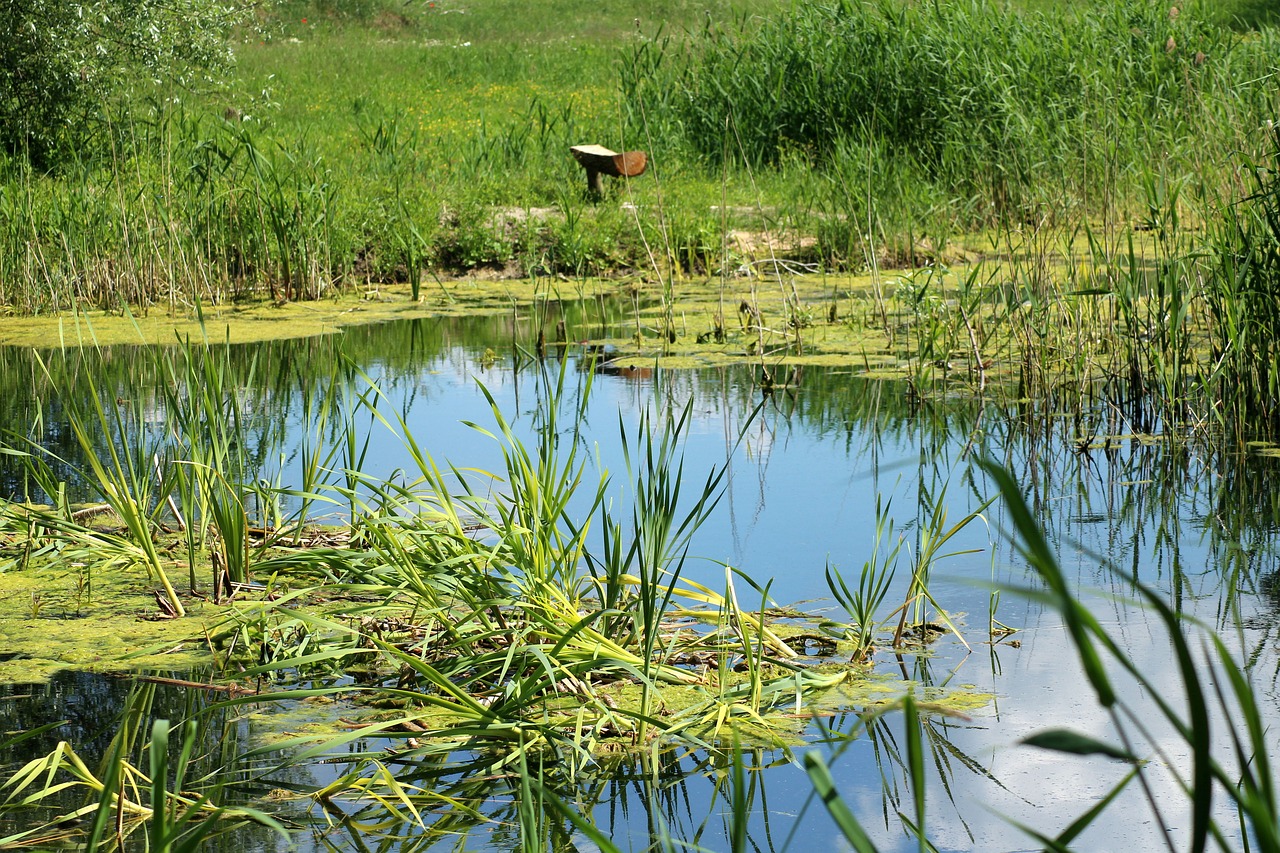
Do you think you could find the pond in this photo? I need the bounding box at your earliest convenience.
[1,310,1277,852]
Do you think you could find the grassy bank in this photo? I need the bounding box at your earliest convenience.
[0,0,1275,311]
[2,0,1279,425]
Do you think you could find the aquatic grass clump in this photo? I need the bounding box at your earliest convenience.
[164,114,342,303]
[157,333,262,594]
[3,350,188,617]
[824,495,900,662]
[0,334,323,611]
[0,680,288,851]
[205,359,947,801]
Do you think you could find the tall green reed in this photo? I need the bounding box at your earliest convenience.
[629,0,1268,243]
[1205,124,1280,425]
[0,334,309,606]
[158,334,260,593]
[581,393,744,733]
[887,483,990,650]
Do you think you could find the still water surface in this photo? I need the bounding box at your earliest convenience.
[3,313,1278,851]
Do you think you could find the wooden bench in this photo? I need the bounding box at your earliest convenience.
[570,144,648,197]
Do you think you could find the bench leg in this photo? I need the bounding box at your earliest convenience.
[586,167,604,199]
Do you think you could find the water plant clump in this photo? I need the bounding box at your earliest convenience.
[0,339,986,767]
[206,361,985,757]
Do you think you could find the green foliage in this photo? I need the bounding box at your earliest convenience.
[1207,126,1280,423]
[0,0,246,168]
[640,0,1265,223]
[0,682,288,850]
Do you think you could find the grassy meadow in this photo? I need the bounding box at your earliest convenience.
[0,0,1275,306]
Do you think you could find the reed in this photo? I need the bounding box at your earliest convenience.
[157,333,261,593]
[1204,125,1280,424]
[652,0,1266,228]
[177,355,923,827]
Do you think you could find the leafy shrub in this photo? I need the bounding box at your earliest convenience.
[0,0,244,169]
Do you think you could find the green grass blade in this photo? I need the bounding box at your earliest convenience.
[803,751,880,853]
